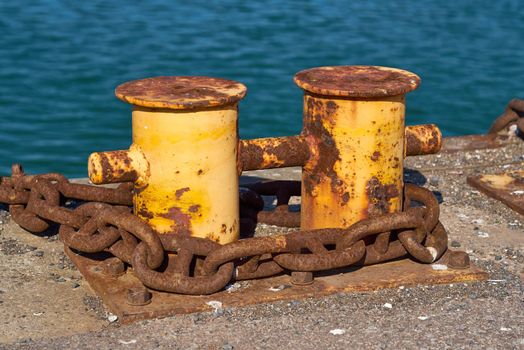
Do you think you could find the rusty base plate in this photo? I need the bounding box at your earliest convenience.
[65,247,487,324]
[467,170,524,215]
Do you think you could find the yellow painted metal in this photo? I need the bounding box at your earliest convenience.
[88,76,246,243]
[301,94,406,229]
[132,106,240,242]
[295,66,420,230]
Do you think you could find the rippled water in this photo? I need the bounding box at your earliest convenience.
[0,0,522,177]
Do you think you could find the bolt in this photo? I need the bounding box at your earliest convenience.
[448,251,470,269]
[291,271,314,285]
[126,286,152,306]
[102,257,125,277]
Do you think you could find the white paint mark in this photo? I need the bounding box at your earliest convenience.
[269,285,286,292]
[431,264,448,271]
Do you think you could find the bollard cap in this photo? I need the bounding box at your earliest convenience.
[115,76,247,110]
[294,66,420,98]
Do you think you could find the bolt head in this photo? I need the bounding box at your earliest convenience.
[291,271,314,285]
[127,286,152,306]
[102,257,125,277]
[448,251,470,269]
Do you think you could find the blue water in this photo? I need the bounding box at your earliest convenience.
[1,0,523,177]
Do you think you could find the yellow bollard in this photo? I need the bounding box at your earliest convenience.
[294,66,421,230]
[88,76,247,243]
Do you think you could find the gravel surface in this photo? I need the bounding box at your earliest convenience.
[0,135,522,349]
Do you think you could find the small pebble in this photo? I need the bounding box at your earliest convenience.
[477,231,489,238]
[223,344,234,350]
[107,314,118,323]
[225,283,241,293]
[206,300,223,310]
[33,251,44,257]
[192,314,203,324]
[206,300,224,316]
[418,316,429,320]
[329,329,346,335]
[214,308,225,317]
[71,282,80,289]
[268,285,288,292]
[494,255,503,261]
[383,303,392,309]
[429,176,440,186]
[450,241,461,248]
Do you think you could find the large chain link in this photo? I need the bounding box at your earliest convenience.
[1,164,449,295]
[488,98,524,135]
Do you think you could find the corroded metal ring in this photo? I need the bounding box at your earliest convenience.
[132,239,234,295]
[59,202,122,253]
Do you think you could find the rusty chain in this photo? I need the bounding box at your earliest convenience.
[1,164,449,295]
[488,98,524,135]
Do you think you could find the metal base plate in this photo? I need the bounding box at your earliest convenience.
[65,247,488,324]
[467,170,524,215]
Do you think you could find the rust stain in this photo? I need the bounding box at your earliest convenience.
[371,151,381,161]
[365,176,399,216]
[137,205,154,219]
[115,76,247,110]
[302,95,342,196]
[207,232,221,243]
[188,204,200,213]
[175,187,190,199]
[294,66,420,98]
[341,192,350,205]
[161,207,192,236]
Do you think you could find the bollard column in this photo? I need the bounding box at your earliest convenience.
[88,76,247,243]
[294,66,421,230]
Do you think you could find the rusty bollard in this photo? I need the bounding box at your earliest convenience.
[240,66,441,230]
[88,77,247,243]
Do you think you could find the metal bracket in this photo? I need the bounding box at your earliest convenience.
[66,247,487,324]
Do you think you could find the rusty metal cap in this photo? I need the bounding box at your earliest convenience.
[115,76,247,110]
[294,66,420,98]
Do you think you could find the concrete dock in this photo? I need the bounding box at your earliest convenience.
[0,135,522,349]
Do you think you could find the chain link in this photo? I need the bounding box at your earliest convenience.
[488,98,524,135]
